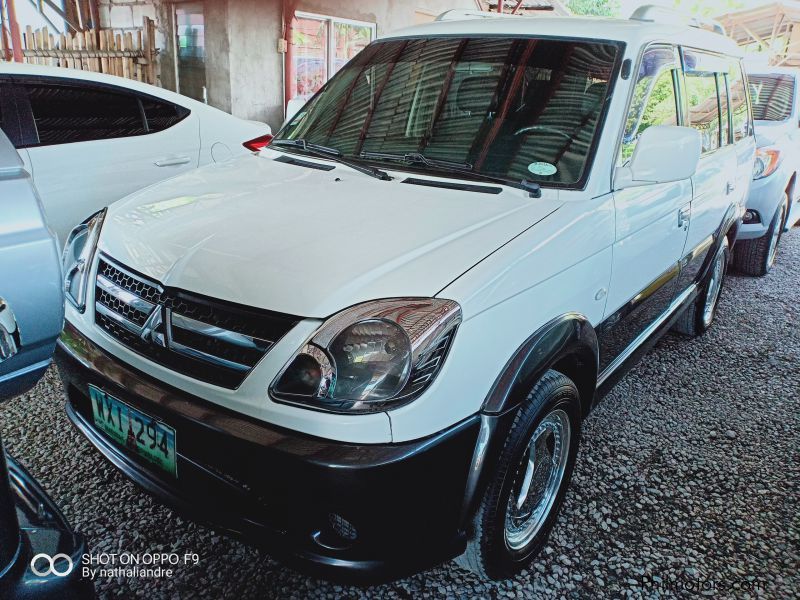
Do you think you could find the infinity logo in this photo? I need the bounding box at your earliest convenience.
[30,553,74,577]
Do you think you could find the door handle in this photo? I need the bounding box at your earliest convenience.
[154,156,192,167]
[678,206,691,229]
[726,181,736,195]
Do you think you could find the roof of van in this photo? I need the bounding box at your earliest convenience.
[381,15,743,57]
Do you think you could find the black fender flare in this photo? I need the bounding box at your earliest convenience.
[458,313,598,530]
[481,312,599,416]
[695,202,740,286]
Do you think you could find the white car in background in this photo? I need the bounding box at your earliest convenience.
[735,67,800,275]
[0,64,272,244]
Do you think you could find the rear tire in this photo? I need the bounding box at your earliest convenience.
[734,193,788,276]
[673,236,729,337]
[455,370,581,580]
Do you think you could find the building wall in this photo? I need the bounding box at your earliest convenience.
[97,0,480,129]
[227,0,479,129]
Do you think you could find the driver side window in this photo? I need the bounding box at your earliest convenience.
[619,47,680,165]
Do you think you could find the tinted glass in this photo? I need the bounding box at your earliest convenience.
[277,38,620,187]
[141,97,188,132]
[620,47,679,163]
[26,83,145,145]
[683,50,722,153]
[749,74,795,121]
[727,62,750,141]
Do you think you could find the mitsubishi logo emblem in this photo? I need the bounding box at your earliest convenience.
[140,307,166,347]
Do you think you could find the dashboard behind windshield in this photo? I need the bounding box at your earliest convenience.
[276,37,622,189]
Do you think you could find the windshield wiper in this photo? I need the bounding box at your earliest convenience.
[271,139,392,181]
[359,151,542,198]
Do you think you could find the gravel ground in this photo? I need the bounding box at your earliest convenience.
[2,229,799,600]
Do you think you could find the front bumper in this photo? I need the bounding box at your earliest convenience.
[54,321,481,582]
[739,170,791,240]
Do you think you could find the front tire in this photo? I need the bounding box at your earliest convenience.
[455,370,581,580]
[734,193,788,276]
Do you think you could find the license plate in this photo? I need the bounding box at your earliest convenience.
[88,385,177,477]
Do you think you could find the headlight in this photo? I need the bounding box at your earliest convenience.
[62,209,106,311]
[270,298,461,413]
[753,148,781,180]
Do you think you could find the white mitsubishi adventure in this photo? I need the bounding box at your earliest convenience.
[55,7,755,582]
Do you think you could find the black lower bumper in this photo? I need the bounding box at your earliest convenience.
[54,322,481,582]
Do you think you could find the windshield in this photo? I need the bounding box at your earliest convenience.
[275,37,621,188]
[749,74,796,121]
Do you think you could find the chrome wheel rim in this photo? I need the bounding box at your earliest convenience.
[504,409,570,551]
[702,247,725,328]
[767,198,787,268]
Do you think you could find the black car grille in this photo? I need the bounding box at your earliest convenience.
[94,255,299,389]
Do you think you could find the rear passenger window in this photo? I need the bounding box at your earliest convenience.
[620,46,680,164]
[25,83,146,146]
[140,97,189,133]
[682,50,723,154]
[727,62,751,141]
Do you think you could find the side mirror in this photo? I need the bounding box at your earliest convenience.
[614,125,702,191]
[282,97,307,129]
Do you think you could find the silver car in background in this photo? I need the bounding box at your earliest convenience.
[0,130,63,393]
[735,68,800,276]
[0,130,92,598]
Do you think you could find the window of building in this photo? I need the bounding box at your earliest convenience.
[174,2,206,103]
[25,83,145,146]
[620,46,680,164]
[288,12,376,105]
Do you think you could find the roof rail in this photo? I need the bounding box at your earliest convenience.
[435,9,520,21]
[630,5,726,36]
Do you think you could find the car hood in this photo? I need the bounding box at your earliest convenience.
[99,153,562,318]
[754,119,793,147]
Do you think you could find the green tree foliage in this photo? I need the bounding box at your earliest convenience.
[672,0,744,19]
[566,0,621,17]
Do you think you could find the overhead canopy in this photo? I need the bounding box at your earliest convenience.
[479,0,571,16]
[717,1,800,67]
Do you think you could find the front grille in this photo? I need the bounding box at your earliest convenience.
[94,255,300,389]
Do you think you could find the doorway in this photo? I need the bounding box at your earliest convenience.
[173,1,206,102]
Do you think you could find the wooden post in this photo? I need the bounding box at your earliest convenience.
[99,26,108,74]
[124,31,133,79]
[5,0,24,62]
[145,17,156,84]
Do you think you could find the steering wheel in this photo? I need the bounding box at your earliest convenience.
[514,125,572,141]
